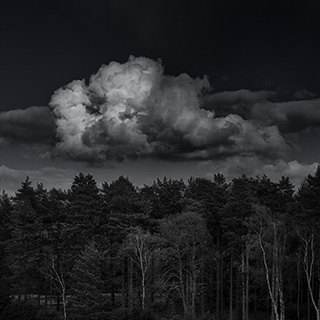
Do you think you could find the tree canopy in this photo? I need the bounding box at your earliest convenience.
[1,167,319,320]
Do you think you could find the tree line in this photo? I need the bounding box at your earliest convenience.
[0,167,319,320]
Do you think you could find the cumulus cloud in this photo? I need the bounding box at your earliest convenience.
[0,106,56,146]
[0,165,77,196]
[205,156,319,187]
[204,90,320,133]
[49,56,289,165]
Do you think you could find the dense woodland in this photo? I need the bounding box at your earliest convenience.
[0,167,319,320]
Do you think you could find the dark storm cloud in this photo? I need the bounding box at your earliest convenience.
[203,90,275,117]
[251,99,320,133]
[205,90,320,133]
[0,106,56,146]
[49,57,289,165]
[293,89,318,100]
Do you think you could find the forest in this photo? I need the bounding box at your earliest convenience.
[0,167,319,320]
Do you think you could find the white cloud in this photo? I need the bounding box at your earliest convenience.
[49,56,289,165]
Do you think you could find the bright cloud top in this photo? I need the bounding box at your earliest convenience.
[49,56,288,165]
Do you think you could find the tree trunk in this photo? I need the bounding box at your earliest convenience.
[45,276,48,306]
[121,258,126,307]
[128,257,133,311]
[201,266,205,315]
[245,246,249,320]
[177,254,188,316]
[221,256,224,319]
[258,232,280,320]
[230,249,233,320]
[61,287,67,320]
[56,253,61,312]
[109,255,115,307]
[297,251,300,320]
[271,258,276,320]
[254,286,257,316]
[49,278,52,308]
[236,268,240,320]
[300,234,320,320]
[216,232,221,319]
[141,269,146,310]
[190,272,196,319]
[151,257,155,304]
[278,269,285,320]
[241,251,245,320]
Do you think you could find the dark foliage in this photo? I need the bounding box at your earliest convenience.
[1,166,319,320]
[0,301,62,320]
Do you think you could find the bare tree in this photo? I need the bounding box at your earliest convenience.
[160,211,210,319]
[298,232,320,320]
[124,227,160,310]
[250,206,286,320]
[42,250,67,320]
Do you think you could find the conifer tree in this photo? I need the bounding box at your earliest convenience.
[102,176,150,308]
[64,173,102,265]
[0,192,14,311]
[297,166,320,224]
[146,177,186,219]
[8,177,42,301]
[185,175,228,317]
[69,241,105,320]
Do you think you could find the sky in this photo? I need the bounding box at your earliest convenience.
[1,0,320,195]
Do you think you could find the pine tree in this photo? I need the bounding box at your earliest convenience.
[101,176,150,309]
[69,241,105,320]
[0,192,14,311]
[185,175,228,317]
[147,177,186,219]
[297,166,320,224]
[8,177,42,301]
[63,173,102,266]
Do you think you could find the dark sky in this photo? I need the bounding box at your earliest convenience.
[1,0,320,194]
[2,0,319,110]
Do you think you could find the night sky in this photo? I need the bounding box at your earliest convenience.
[1,0,320,194]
